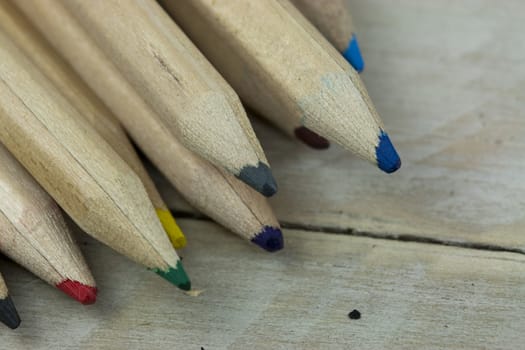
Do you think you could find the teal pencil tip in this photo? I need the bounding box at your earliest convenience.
[152,261,191,291]
[342,34,365,72]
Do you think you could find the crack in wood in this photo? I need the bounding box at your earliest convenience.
[151,49,182,86]
[170,209,525,255]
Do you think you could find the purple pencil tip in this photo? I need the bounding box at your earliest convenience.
[251,226,284,252]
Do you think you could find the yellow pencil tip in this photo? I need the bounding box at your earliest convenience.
[156,209,187,248]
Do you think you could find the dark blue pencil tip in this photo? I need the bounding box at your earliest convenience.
[342,34,365,72]
[237,162,278,197]
[376,131,401,173]
[251,226,284,252]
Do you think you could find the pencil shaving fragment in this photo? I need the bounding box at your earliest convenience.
[184,289,204,297]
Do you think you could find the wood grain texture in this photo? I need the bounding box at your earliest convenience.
[0,0,186,249]
[0,143,95,290]
[1,219,524,349]
[24,0,270,182]
[160,0,393,168]
[160,0,525,252]
[0,0,522,347]
[124,112,282,247]
[148,157,281,248]
[0,28,180,273]
[7,0,278,248]
[0,271,8,299]
[289,0,355,52]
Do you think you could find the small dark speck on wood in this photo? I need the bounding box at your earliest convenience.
[348,309,361,320]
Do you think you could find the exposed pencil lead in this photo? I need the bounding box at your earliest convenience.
[376,131,401,174]
[251,226,284,252]
[57,279,98,305]
[342,34,364,72]
[160,1,391,168]
[294,127,331,149]
[0,296,21,329]
[153,261,191,291]
[156,209,187,248]
[237,162,278,197]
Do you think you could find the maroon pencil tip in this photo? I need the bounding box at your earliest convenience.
[294,127,330,149]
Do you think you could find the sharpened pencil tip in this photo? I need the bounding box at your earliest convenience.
[156,209,187,248]
[343,34,365,72]
[153,261,191,291]
[237,162,278,197]
[376,131,401,173]
[0,296,20,329]
[56,279,98,305]
[294,127,330,149]
[251,226,284,252]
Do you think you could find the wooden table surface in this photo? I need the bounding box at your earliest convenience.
[2,0,525,349]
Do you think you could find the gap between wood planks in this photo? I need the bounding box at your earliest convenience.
[171,210,525,256]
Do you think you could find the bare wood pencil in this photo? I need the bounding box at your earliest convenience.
[9,0,283,251]
[160,0,401,173]
[0,1,186,249]
[0,271,20,329]
[0,143,97,304]
[0,29,190,290]
[15,0,277,196]
[289,0,365,71]
[127,109,284,252]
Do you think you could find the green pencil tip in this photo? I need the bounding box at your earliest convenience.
[152,261,191,291]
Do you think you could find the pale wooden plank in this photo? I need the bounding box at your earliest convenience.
[1,219,524,349]
[154,0,525,251]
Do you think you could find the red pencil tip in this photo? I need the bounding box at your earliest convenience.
[56,279,98,305]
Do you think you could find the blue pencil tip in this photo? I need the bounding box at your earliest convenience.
[376,131,401,173]
[251,226,284,252]
[342,34,365,72]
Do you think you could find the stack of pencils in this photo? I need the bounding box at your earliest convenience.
[0,0,400,329]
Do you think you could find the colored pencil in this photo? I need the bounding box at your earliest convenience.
[82,111,187,250]
[160,0,401,173]
[15,0,277,197]
[0,271,20,329]
[126,111,284,252]
[8,0,283,251]
[289,0,364,72]
[0,143,97,304]
[0,29,190,290]
[0,1,186,249]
